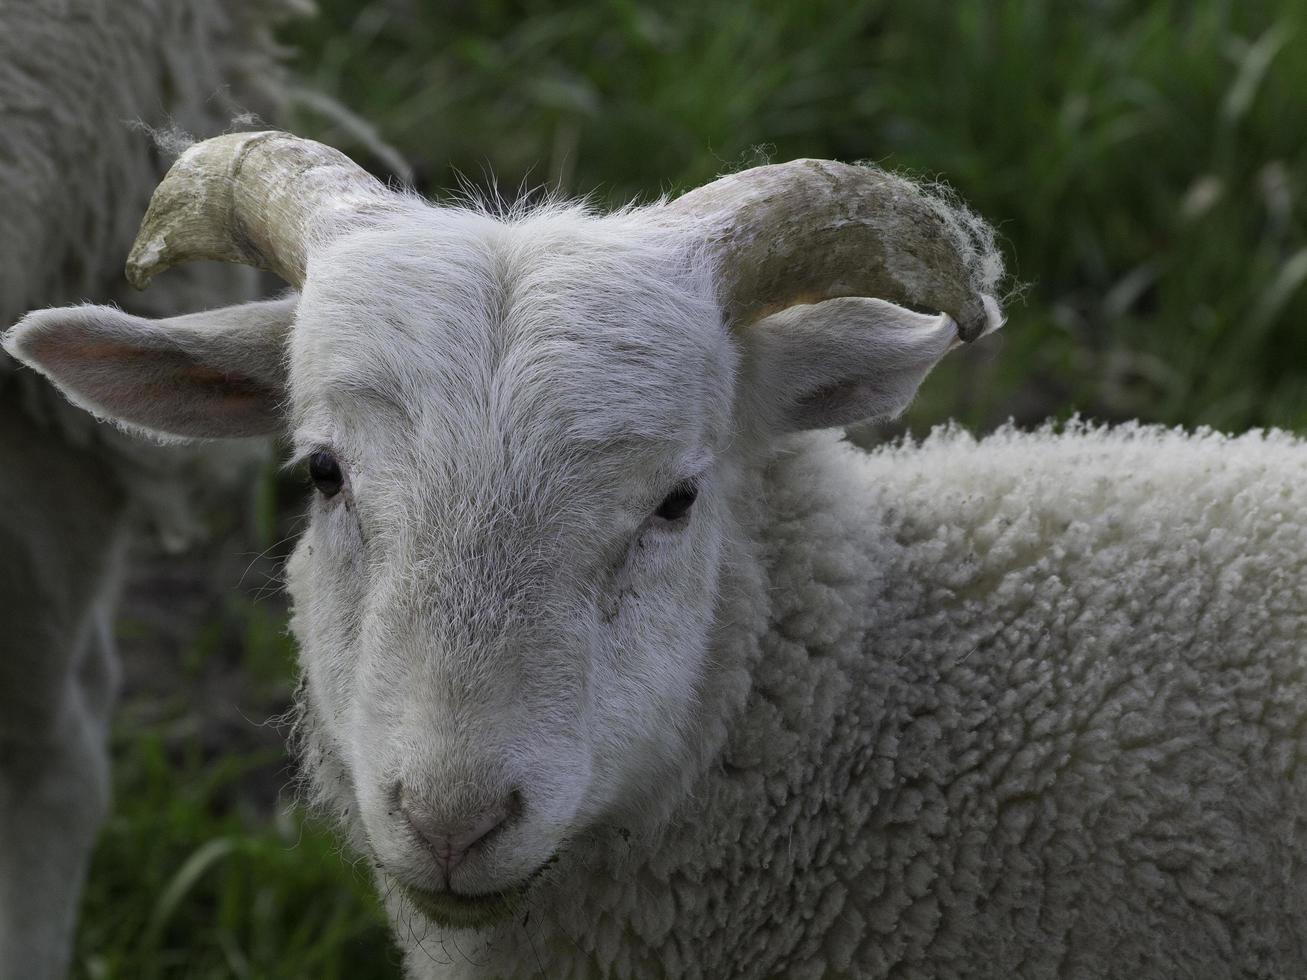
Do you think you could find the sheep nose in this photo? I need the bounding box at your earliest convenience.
[401,793,518,873]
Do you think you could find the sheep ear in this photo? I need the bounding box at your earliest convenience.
[740,297,962,433]
[2,296,295,440]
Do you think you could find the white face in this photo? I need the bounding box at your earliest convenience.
[284,209,738,923]
[6,179,979,931]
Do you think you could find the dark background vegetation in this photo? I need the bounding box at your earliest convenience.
[77,0,1307,976]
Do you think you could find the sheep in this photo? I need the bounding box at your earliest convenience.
[8,131,1307,979]
[0,5,301,977]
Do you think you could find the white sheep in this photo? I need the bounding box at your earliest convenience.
[9,132,1307,979]
[0,6,299,977]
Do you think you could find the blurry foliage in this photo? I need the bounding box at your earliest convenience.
[287,0,1307,433]
[78,729,394,979]
[79,0,1307,976]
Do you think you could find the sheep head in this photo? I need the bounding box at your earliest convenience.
[3,133,1003,929]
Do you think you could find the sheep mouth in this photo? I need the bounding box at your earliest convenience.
[396,857,557,930]
[397,881,530,929]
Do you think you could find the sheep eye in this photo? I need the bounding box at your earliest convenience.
[309,449,344,498]
[654,480,698,522]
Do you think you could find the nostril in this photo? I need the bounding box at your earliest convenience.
[401,791,520,874]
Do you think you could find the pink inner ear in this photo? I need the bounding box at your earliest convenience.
[35,330,265,396]
[28,331,184,377]
[25,325,278,437]
[25,332,136,366]
[176,364,271,404]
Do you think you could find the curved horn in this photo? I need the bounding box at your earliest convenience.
[663,159,1004,342]
[126,131,391,290]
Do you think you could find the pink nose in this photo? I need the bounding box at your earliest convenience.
[401,795,516,873]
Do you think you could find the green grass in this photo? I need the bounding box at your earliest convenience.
[75,596,398,980]
[77,731,395,979]
[77,0,1307,975]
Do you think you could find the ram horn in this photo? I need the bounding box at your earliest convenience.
[663,159,1004,342]
[126,131,391,290]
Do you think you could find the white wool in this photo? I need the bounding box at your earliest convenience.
[254,201,1299,978]
[366,421,1307,978]
[0,3,299,978]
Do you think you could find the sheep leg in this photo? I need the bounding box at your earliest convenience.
[0,405,130,980]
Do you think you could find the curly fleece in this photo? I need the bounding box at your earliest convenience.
[0,0,300,539]
[397,422,1307,979]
